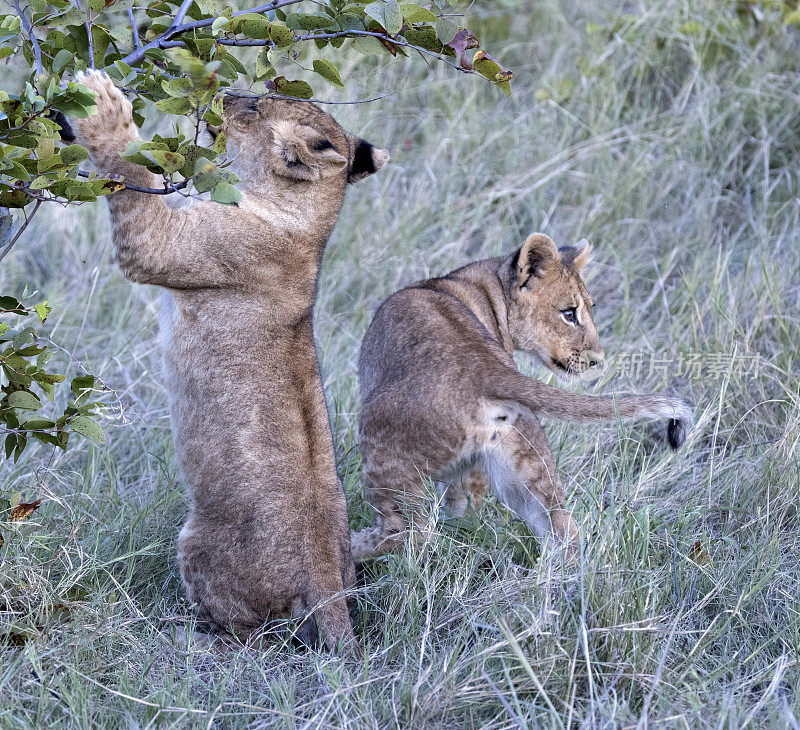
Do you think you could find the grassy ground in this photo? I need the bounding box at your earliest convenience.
[2,0,800,726]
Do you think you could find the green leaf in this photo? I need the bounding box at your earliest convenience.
[364,2,387,28]
[70,374,95,394]
[384,0,402,35]
[0,187,32,208]
[69,415,105,444]
[401,26,452,54]
[60,145,90,166]
[238,14,271,40]
[211,15,230,34]
[6,390,42,411]
[21,418,55,431]
[29,176,51,190]
[434,16,458,45]
[210,181,241,205]
[162,77,194,98]
[52,48,73,74]
[254,49,275,80]
[50,7,86,26]
[285,12,335,31]
[312,59,344,88]
[268,21,295,47]
[179,144,216,178]
[155,96,193,115]
[351,36,386,55]
[0,296,25,313]
[274,77,313,99]
[399,3,437,23]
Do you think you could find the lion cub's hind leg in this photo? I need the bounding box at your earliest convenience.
[443,466,489,518]
[350,458,434,562]
[481,408,578,547]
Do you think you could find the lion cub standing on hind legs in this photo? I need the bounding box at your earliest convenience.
[68,70,389,653]
[351,233,694,559]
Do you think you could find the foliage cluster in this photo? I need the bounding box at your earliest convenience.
[0,0,513,464]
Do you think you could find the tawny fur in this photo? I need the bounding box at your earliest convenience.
[70,70,389,652]
[351,233,693,559]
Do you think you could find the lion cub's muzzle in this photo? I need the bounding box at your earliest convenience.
[566,349,606,380]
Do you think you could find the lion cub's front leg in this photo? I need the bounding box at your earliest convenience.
[71,70,151,186]
[68,71,229,288]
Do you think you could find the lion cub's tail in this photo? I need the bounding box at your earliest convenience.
[490,372,694,449]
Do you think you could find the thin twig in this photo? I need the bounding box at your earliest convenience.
[119,0,304,67]
[128,7,141,50]
[299,30,471,73]
[0,199,43,264]
[225,89,396,105]
[76,170,189,195]
[12,0,43,76]
[73,0,94,69]
[221,30,473,75]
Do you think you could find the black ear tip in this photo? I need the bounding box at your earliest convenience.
[667,418,685,449]
[50,110,75,142]
[347,139,376,182]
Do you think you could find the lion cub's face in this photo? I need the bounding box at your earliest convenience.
[506,233,603,377]
[216,96,389,185]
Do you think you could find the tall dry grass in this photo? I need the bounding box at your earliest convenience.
[1,0,799,726]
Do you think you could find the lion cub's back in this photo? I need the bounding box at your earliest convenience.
[358,283,477,402]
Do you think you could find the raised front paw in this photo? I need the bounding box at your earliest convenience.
[71,70,137,157]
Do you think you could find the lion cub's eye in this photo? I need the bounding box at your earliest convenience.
[310,138,334,152]
[561,308,578,324]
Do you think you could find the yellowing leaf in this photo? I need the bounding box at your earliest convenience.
[688,541,711,566]
[472,50,513,96]
[9,498,41,522]
[33,301,51,324]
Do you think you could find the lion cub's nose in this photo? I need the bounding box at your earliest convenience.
[583,349,605,368]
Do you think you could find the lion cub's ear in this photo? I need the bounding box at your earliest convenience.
[347,138,390,183]
[271,121,349,181]
[514,233,560,290]
[220,94,261,132]
[560,239,592,271]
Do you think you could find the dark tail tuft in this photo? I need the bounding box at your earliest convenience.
[667,418,686,450]
[50,110,75,142]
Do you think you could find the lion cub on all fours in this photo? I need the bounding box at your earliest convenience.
[351,233,694,559]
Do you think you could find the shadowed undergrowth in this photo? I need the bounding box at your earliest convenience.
[1,0,799,727]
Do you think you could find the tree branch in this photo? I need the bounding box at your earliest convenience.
[12,0,43,76]
[76,170,189,195]
[0,200,43,264]
[171,0,195,30]
[219,30,474,75]
[128,8,141,49]
[119,0,304,67]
